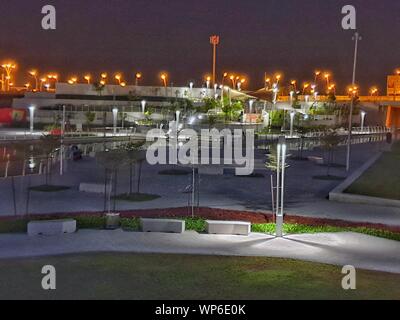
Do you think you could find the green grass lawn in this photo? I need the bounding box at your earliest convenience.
[0,253,399,300]
[346,143,400,200]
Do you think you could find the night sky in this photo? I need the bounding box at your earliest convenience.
[0,0,399,93]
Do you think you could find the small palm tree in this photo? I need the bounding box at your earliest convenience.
[93,82,106,96]
[85,111,96,131]
[321,130,343,176]
[40,134,61,186]
[119,141,146,195]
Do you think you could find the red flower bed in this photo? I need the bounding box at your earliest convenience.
[1,207,399,233]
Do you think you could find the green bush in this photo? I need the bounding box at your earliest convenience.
[185,218,207,233]
[74,216,106,229]
[121,218,141,231]
[0,219,28,233]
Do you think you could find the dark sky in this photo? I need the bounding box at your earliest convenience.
[0,0,399,93]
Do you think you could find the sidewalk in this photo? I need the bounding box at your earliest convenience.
[0,230,399,274]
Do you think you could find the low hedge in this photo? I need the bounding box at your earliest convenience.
[0,217,398,242]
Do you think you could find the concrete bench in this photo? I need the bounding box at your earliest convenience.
[206,220,251,236]
[28,219,77,236]
[79,183,111,194]
[308,156,324,165]
[140,218,185,234]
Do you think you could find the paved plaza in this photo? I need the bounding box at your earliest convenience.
[0,141,399,226]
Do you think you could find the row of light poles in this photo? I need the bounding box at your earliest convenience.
[1,62,16,91]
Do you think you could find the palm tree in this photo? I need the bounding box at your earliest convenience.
[93,82,106,96]
[320,130,343,176]
[85,111,96,131]
[39,135,61,186]
[96,150,129,213]
[119,141,146,195]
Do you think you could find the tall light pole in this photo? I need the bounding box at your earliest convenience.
[210,35,220,87]
[346,31,362,172]
[84,75,91,84]
[275,136,287,237]
[360,111,366,133]
[141,100,147,114]
[29,70,39,91]
[1,63,16,91]
[60,105,66,176]
[135,73,142,86]
[112,108,118,136]
[290,111,295,137]
[28,106,36,134]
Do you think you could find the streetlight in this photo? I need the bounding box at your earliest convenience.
[275,74,282,85]
[112,108,118,136]
[210,35,220,86]
[84,75,91,84]
[291,80,297,92]
[238,78,246,91]
[222,72,228,86]
[324,73,331,93]
[302,83,309,95]
[265,77,271,90]
[249,99,255,114]
[275,136,287,238]
[135,72,142,86]
[28,106,36,134]
[346,31,362,172]
[40,78,47,89]
[314,70,321,86]
[360,111,366,133]
[290,111,295,137]
[1,62,16,91]
[101,73,108,84]
[115,74,122,85]
[206,76,211,89]
[141,100,147,114]
[161,73,168,87]
[29,70,39,91]
[229,75,235,88]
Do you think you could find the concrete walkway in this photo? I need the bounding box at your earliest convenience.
[0,230,399,274]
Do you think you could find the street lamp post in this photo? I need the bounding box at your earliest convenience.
[1,63,16,91]
[28,106,36,134]
[60,105,66,176]
[346,32,362,172]
[29,71,39,91]
[210,35,220,86]
[361,111,366,133]
[112,108,118,136]
[135,73,142,86]
[141,100,147,114]
[249,100,255,114]
[275,136,287,237]
[290,111,295,137]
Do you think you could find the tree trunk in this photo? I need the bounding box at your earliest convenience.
[129,163,135,195]
[113,169,118,212]
[103,168,108,213]
[137,161,143,194]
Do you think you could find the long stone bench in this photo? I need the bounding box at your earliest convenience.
[308,156,324,165]
[140,218,185,234]
[206,220,251,236]
[28,219,77,236]
[79,183,111,194]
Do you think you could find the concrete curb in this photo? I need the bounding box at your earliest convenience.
[329,152,400,208]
